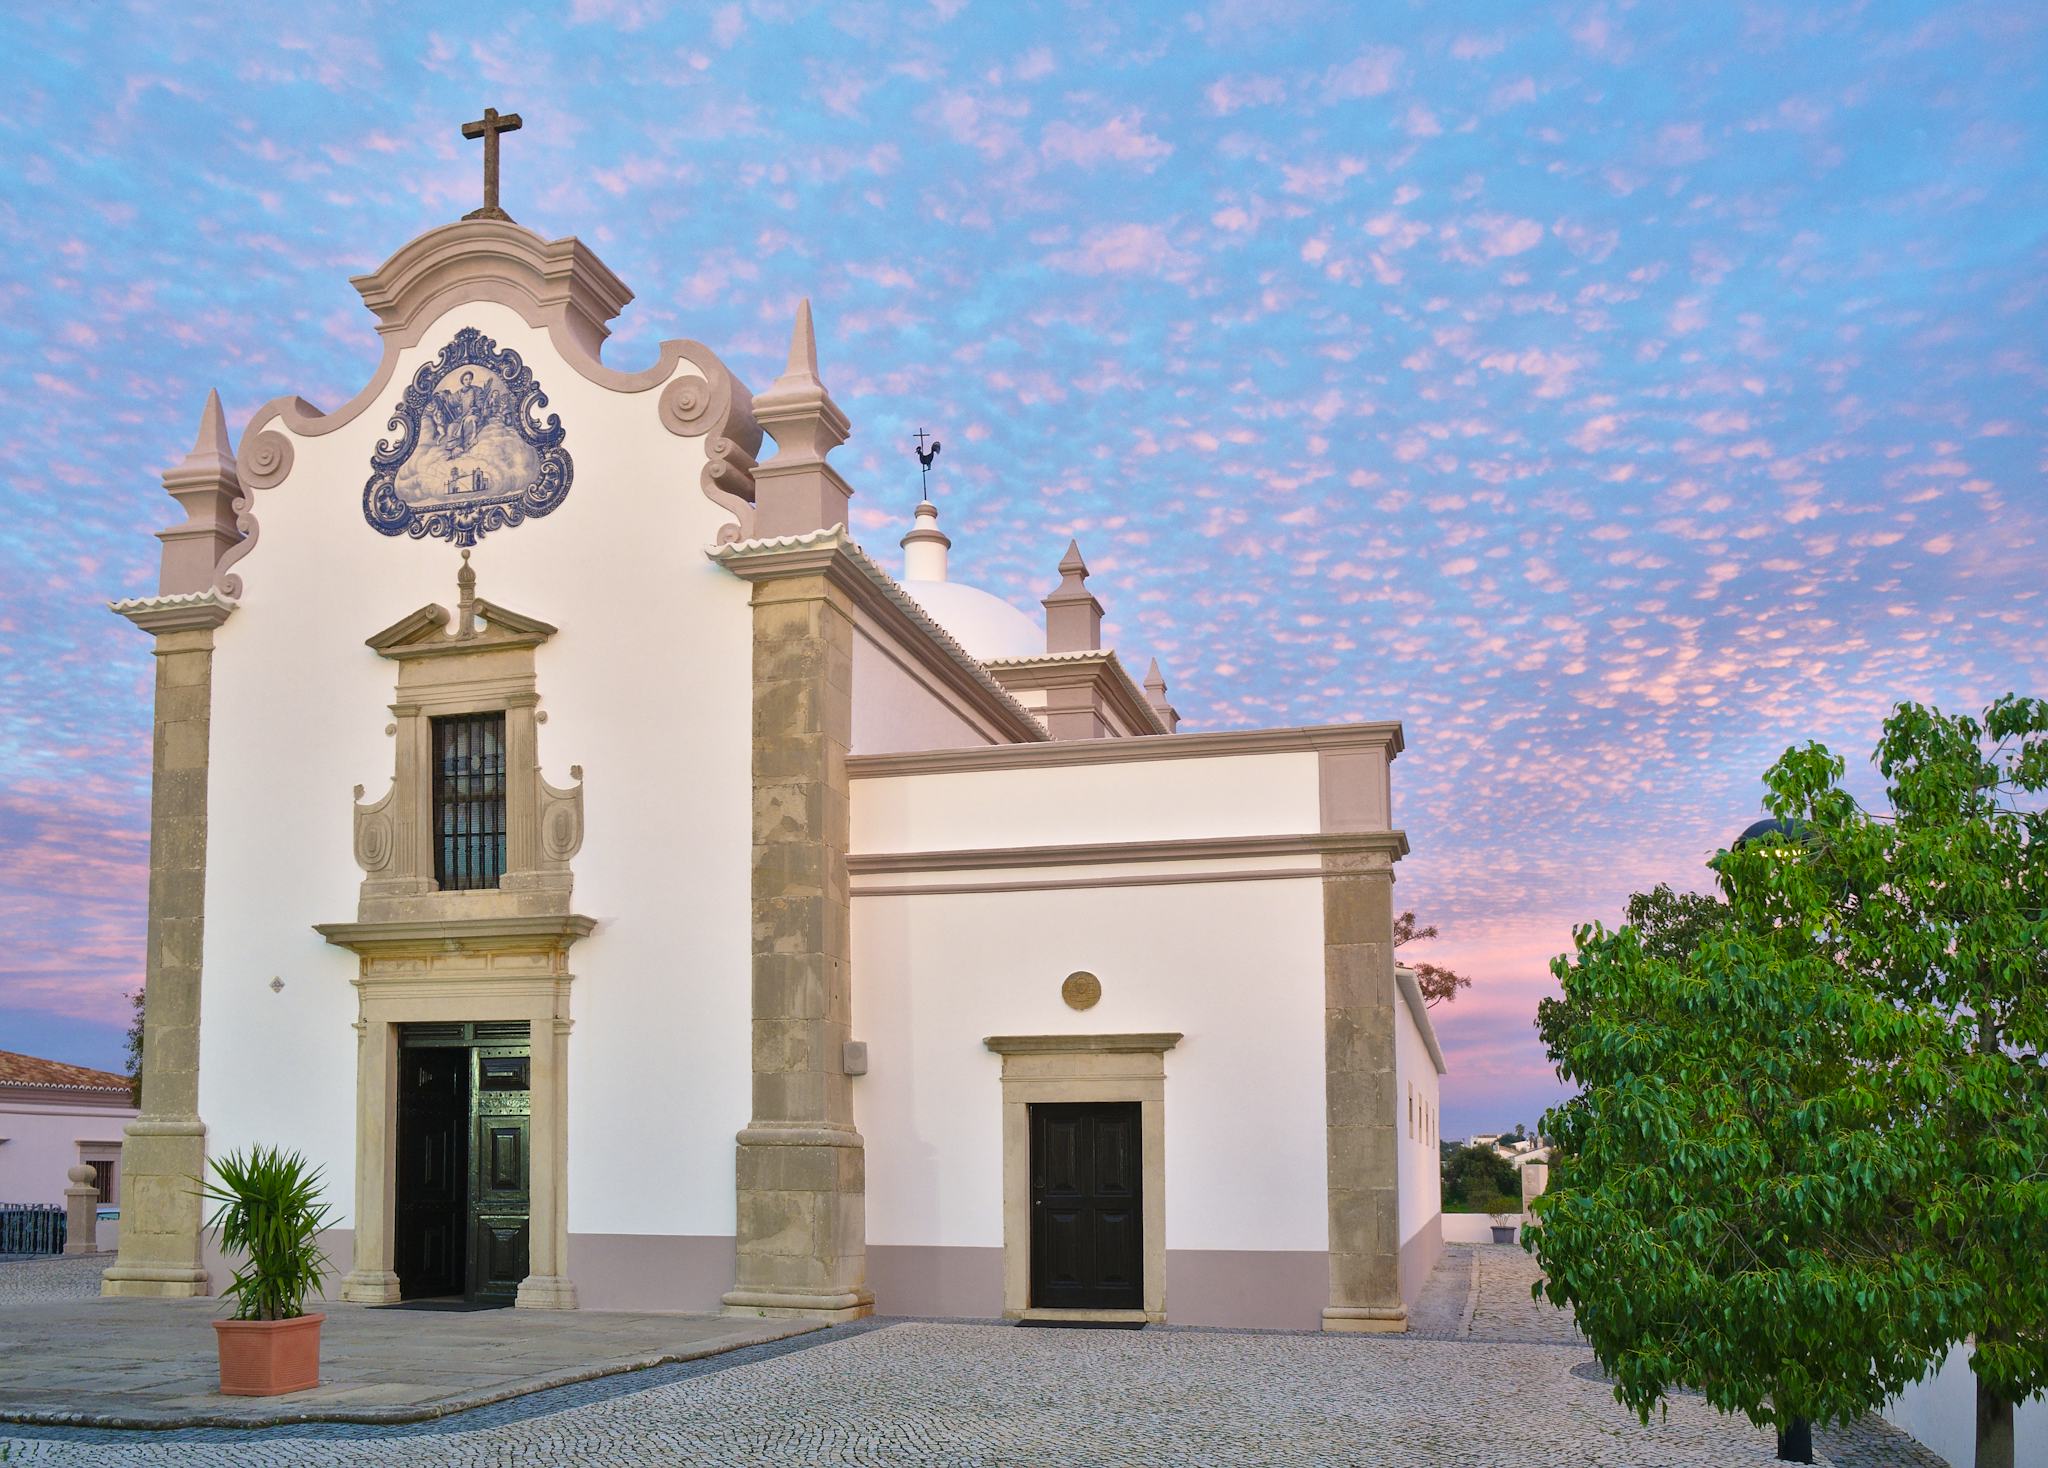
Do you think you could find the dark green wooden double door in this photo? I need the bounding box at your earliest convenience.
[394,1025,531,1305]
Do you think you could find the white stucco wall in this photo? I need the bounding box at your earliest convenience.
[1884,1343,2048,1468]
[849,624,1001,754]
[1394,986,1443,1249]
[853,750,1323,853]
[0,1096,134,1206]
[196,297,755,1241]
[854,875,1329,1253]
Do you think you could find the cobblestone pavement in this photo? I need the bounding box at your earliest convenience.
[1409,1245,1941,1468]
[1406,1243,1584,1344]
[0,1248,1945,1466]
[0,1254,106,1304]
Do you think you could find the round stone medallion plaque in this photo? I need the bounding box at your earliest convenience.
[1061,970,1102,1010]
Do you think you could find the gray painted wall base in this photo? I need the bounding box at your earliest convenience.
[569,1233,737,1314]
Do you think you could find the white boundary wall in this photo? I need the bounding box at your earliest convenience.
[1883,1343,2047,1468]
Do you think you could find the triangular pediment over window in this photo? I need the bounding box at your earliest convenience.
[365,598,557,660]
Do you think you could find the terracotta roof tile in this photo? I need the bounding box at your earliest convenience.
[0,1049,133,1093]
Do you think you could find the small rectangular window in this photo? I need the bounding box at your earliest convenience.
[432,712,508,890]
[87,1159,115,1205]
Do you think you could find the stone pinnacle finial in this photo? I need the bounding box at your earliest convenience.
[751,297,854,538]
[456,549,478,639]
[192,389,233,462]
[1143,657,1180,734]
[154,389,244,596]
[1057,539,1088,584]
[1042,537,1104,653]
[787,297,819,380]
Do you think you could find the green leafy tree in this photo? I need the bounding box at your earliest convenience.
[1763,697,2048,1467]
[123,987,144,1108]
[1395,909,1473,1006]
[1442,1142,1519,1211]
[1624,884,1727,963]
[1534,696,2048,1467]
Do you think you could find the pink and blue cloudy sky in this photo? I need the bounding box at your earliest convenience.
[2,3,2043,1138]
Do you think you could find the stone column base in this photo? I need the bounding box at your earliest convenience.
[101,1264,211,1299]
[1322,1305,1408,1334]
[722,1287,873,1322]
[516,1274,580,1311]
[340,1269,402,1305]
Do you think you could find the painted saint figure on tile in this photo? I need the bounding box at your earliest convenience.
[364,326,573,547]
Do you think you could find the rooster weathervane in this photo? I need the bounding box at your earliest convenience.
[913,428,941,499]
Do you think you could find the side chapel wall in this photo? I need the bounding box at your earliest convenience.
[1393,968,1446,1311]
[848,739,1402,1329]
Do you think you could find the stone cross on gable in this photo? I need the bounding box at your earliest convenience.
[461,107,523,222]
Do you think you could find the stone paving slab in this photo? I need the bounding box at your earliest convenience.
[0,1293,819,1428]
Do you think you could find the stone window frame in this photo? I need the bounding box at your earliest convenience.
[76,1143,121,1207]
[983,1032,1181,1325]
[352,584,583,924]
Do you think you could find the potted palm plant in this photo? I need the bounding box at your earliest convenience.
[200,1146,334,1396]
[1487,1204,1519,1245]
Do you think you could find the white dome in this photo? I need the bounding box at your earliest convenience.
[900,578,1045,662]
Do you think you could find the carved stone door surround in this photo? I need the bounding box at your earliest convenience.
[984,1033,1180,1325]
[318,560,592,1311]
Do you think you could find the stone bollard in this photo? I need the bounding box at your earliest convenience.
[63,1165,100,1255]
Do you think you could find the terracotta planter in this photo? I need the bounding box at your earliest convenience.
[212,1313,323,1396]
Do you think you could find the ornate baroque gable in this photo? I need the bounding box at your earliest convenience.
[204,218,763,598]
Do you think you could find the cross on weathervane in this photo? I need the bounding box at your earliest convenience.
[913,428,942,499]
[461,107,524,221]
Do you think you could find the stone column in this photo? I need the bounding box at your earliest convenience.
[1321,847,1406,1332]
[723,565,872,1321]
[517,1012,579,1309]
[103,598,234,1298]
[63,1166,101,1255]
[340,1017,401,1303]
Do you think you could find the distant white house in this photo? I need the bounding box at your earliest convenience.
[1468,1132,1552,1169]
[0,1049,134,1211]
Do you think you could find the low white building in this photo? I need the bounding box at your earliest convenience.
[0,1050,133,1213]
[102,130,1444,1331]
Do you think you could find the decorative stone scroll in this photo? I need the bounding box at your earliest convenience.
[214,422,306,598]
[658,359,761,544]
[538,768,585,865]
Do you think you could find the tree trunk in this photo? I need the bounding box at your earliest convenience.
[1776,1416,1813,1463]
[1976,1376,2014,1468]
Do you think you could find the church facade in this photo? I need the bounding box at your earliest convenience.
[103,189,1443,1331]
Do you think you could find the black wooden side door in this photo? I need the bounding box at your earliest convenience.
[394,1046,469,1299]
[467,1048,532,1304]
[1030,1101,1143,1310]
